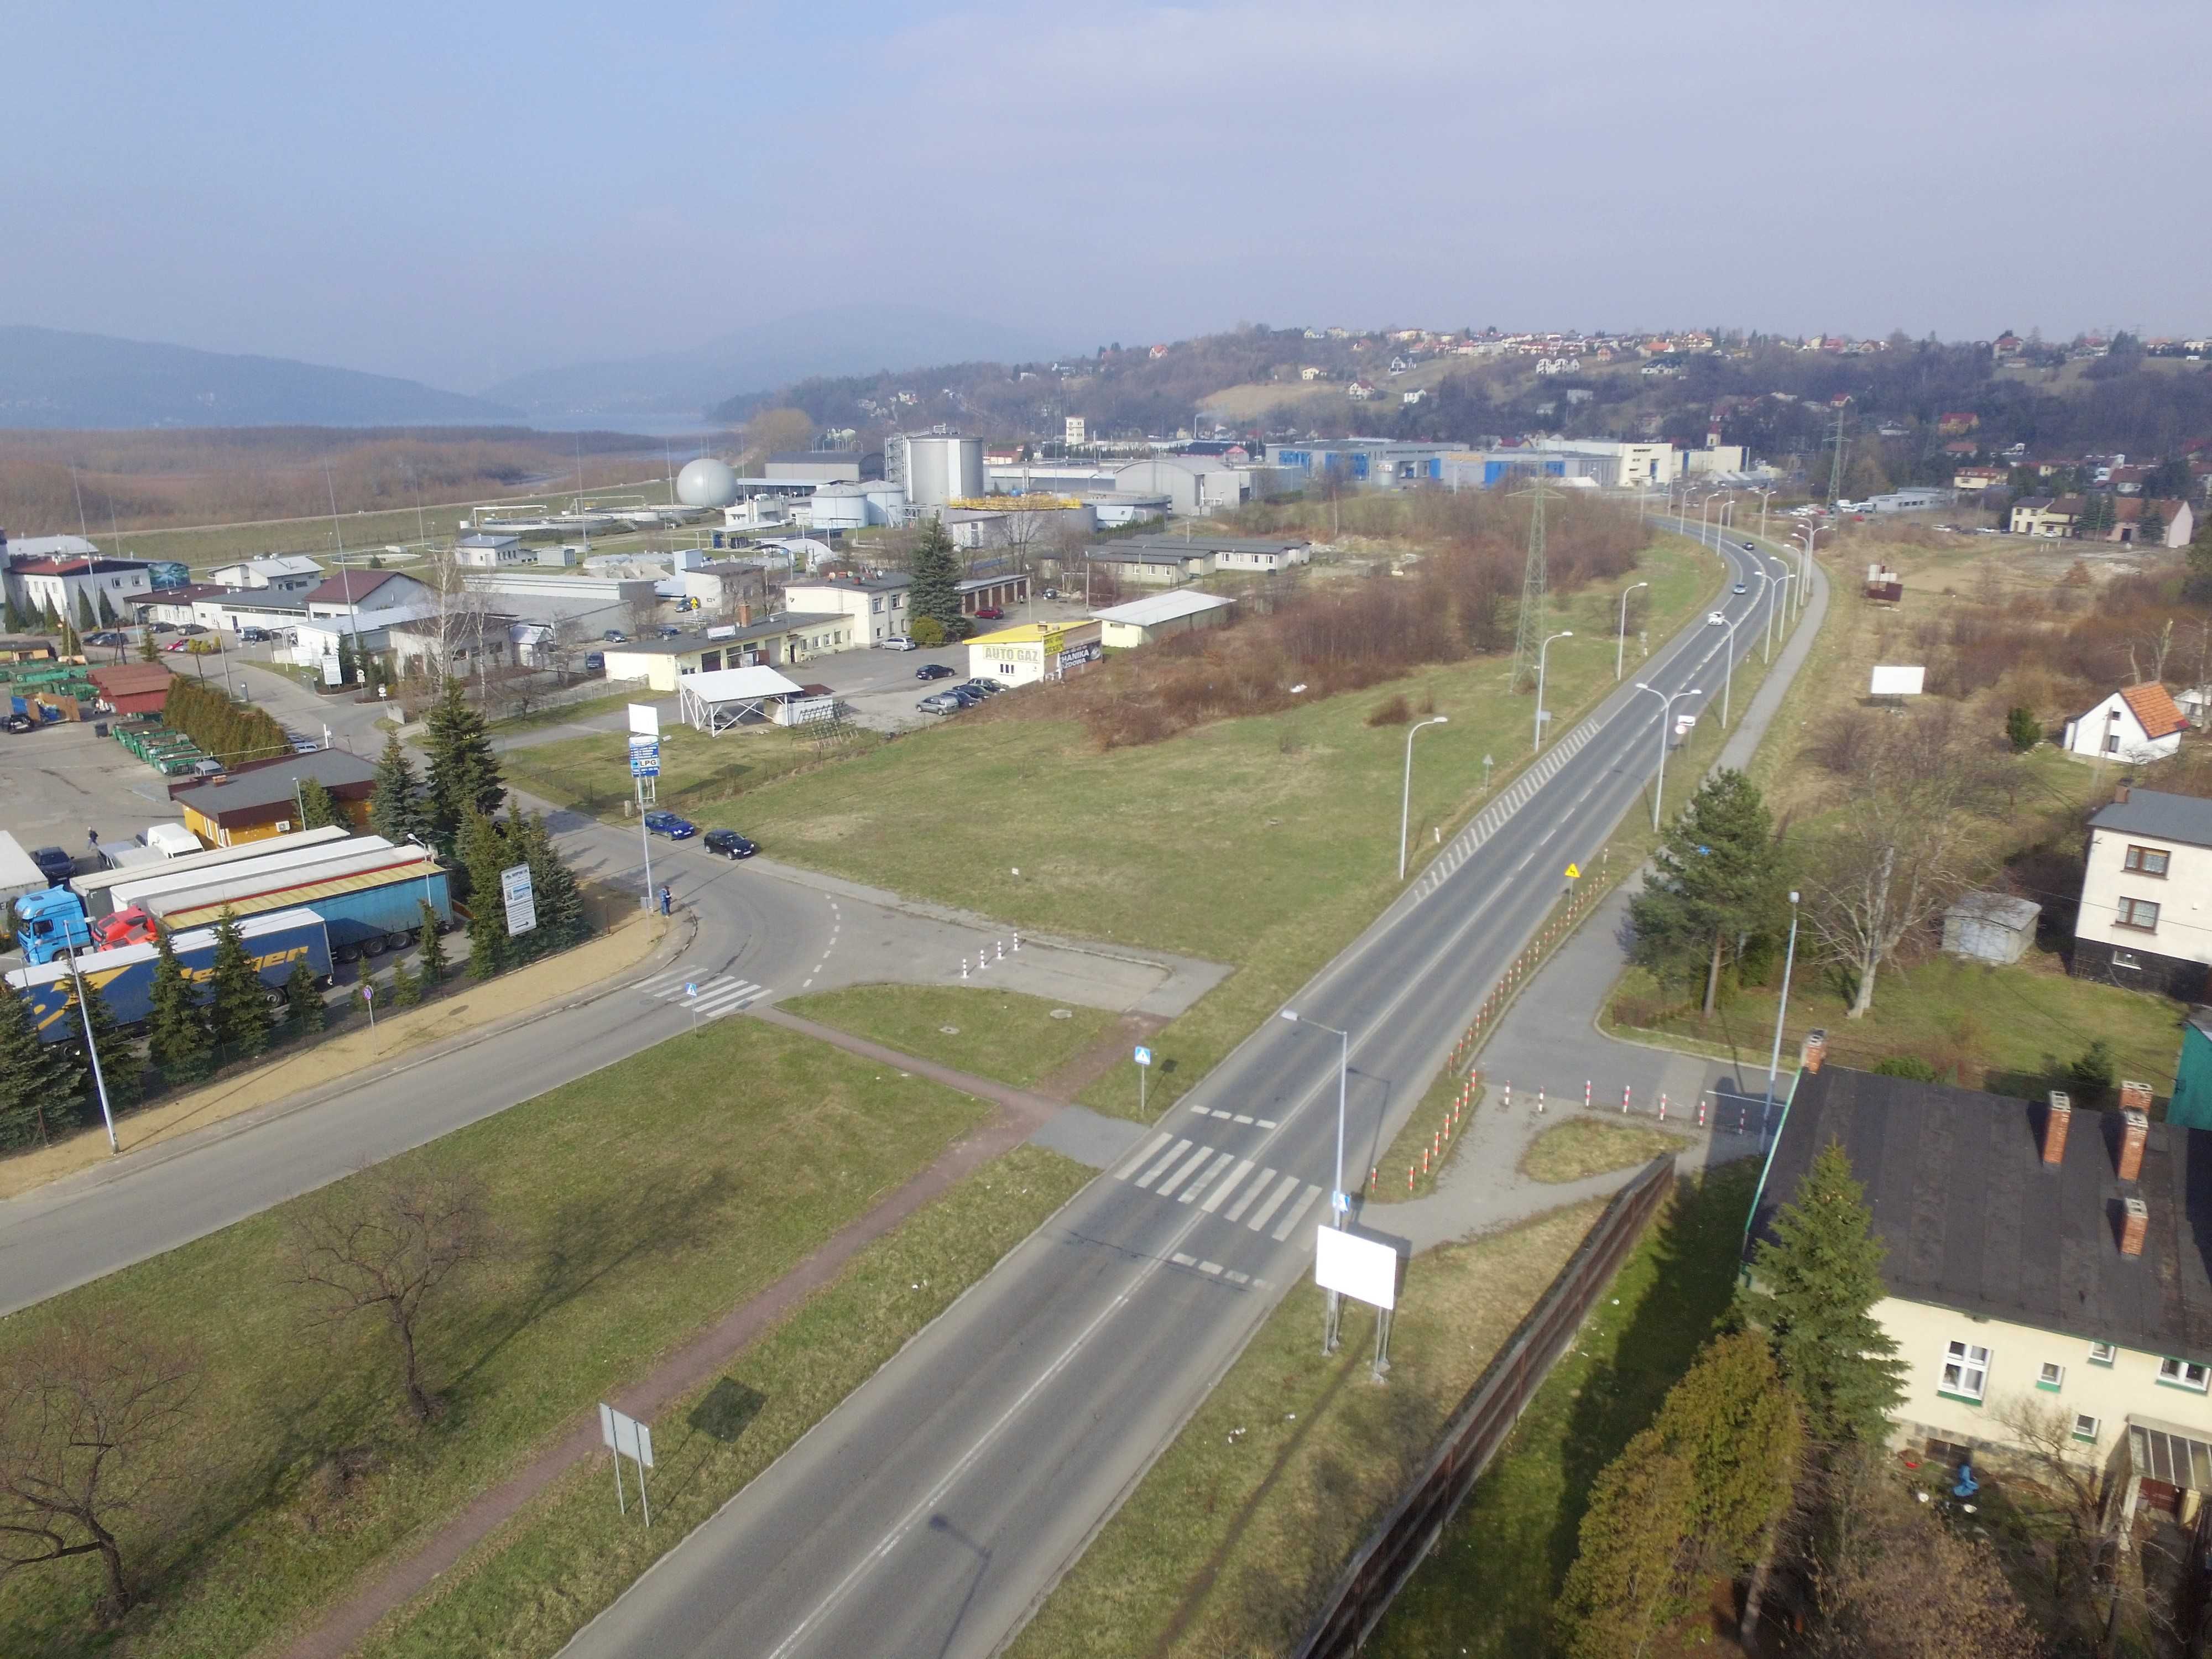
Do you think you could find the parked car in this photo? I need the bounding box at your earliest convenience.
[147,621,176,635]
[1042,587,1060,600]
[972,607,1004,621]
[85,630,127,648]
[916,692,961,714]
[642,810,696,840]
[289,738,320,755]
[239,626,270,643]
[883,636,917,651]
[179,624,210,637]
[944,686,983,707]
[28,847,75,886]
[656,625,682,638]
[916,663,956,680]
[603,629,627,643]
[584,651,605,671]
[163,639,191,652]
[958,679,1000,698]
[703,828,758,859]
[2,713,35,734]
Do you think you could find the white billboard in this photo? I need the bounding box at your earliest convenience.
[1869,665,1926,696]
[1314,1227,1399,1311]
[599,1402,654,1468]
[628,702,660,736]
[500,862,538,936]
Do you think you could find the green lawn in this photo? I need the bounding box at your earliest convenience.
[1519,1117,1687,1183]
[780,983,1123,1091]
[356,1145,1089,1659]
[1007,1200,1608,1659]
[1,1020,1000,1659]
[502,721,880,818]
[1364,1165,1759,1658]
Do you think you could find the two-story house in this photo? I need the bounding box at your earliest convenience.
[2072,785,2212,997]
[2011,495,2081,537]
[782,572,910,647]
[1752,1049,2212,1528]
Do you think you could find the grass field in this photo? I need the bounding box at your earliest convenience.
[779,983,1123,1091]
[0,1019,1000,1659]
[1365,1165,1758,1658]
[1006,1199,1609,1659]
[1519,1117,1687,1183]
[354,1144,1088,1659]
[501,720,882,818]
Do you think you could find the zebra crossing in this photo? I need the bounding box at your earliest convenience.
[1112,1131,1327,1243]
[1409,711,1603,902]
[634,969,769,1021]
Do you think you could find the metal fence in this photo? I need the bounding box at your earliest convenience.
[1291,1156,1679,1659]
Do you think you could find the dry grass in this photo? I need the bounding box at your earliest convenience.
[778,983,1123,1091]
[1519,1118,1687,1184]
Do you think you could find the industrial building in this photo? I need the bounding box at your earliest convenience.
[886,434,985,509]
[966,619,1103,687]
[804,481,909,530]
[207,555,323,592]
[784,573,911,648]
[453,533,533,567]
[1110,456,1277,515]
[954,572,1029,616]
[166,749,380,847]
[5,551,159,623]
[596,613,853,692]
[1082,544,1217,587]
[1092,589,1237,648]
[765,452,864,483]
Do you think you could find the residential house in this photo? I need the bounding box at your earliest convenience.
[1298,366,1323,381]
[2108,499,2195,550]
[1402,389,1426,405]
[1954,466,2009,493]
[2062,686,2188,765]
[1751,1051,2212,1518]
[166,748,380,846]
[2072,785,2212,997]
[1347,380,1379,401]
[783,573,910,647]
[1937,410,1981,435]
[206,555,322,593]
[301,569,436,626]
[2011,495,2081,537]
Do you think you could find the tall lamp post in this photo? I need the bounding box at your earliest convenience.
[1709,609,1742,726]
[61,948,119,1155]
[1615,581,1648,681]
[1753,486,1776,543]
[1633,683,1702,831]
[1397,715,1449,880]
[1761,890,1802,1143]
[1766,569,1798,662]
[1532,630,1573,755]
[1280,1008,1352,1352]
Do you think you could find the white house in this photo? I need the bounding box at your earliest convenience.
[452,534,531,569]
[6,552,155,625]
[207,555,323,592]
[1757,1049,2212,1530]
[2072,785,2212,999]
[2061,684,2187,764]
[783,573,910,647]
[301,568,437,626]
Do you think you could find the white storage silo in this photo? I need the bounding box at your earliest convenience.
[900,436,984,508]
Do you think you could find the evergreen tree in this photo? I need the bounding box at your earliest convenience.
[146,931,213,1087]
[1552,1430,1699,1659]
[458,811,511,979]
[62,976,141,1117]
[512,812,587,951]
[337,630,360,689]
[368,733,429,844]
[0,979,77,1151]
[2005,706,2041,752]
[96,589,118,628]
[1627,768,1785,1019]
[1738,1140,1907,1444]
[284,959,326,1036]
[424,678,504,844]
[416,900,447,987]
[206,910,273,1065]
[907,519,969,642]
[1650,1331,1803,1577]
[76,589,98,634]
[388,954,420,1008]
[138,627,159,662]
[3,594,24,634]
[296,777,343,831]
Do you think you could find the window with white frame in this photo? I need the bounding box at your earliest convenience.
[1942,1340,1991,1402]
[2089,1341,2119,1366]
[2038,1361,2065,1391]
[2073,1413,2101,1443]
[2161,1358,2210,1391]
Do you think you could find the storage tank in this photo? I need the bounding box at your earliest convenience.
[807,483,872,532]
[676,458,740,509]
[900,436,983,509]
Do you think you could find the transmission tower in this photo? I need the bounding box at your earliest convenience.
[1510,473,1548,693]
[1823,401,1851,503]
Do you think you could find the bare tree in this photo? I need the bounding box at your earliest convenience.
[625,587,662,641]
[282,1168,489,1423]
[0,1317,199,1613]
[2125,617,2176,688]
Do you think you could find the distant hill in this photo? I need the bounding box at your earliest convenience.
[0,325,523,430]
[485,305,1070,426]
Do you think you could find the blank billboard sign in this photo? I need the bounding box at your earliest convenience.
[1869,665,1926,696]
[1314,1227,1400,1310]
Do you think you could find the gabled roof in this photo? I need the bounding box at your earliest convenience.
[2087,786,2212,848]
[301,569,415,608]
[2121,682,2188,739]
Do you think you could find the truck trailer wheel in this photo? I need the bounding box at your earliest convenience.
[384,931,414,953]
[361,935,386,957]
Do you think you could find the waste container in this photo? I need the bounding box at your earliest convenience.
[93,722,109,738]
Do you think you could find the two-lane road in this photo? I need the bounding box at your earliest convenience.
[562,525,1820,1658]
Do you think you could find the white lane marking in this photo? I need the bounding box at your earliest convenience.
[1225,1270,1250,1285]
[1245,1173,1300,1233]
[1114,1131,1173,1181]
[1272,1185,1323,1243]
[1255,1118,1278,1129]
[1198,1260,1223,1275]
[1170,1251,1197,1267]
[1152,1144,1215,1199]
[1134,1138,1191,1190]
[1231,1114,1253,1125]
[1221,1166,1272,1223]
[1177,1152,1235,1206]
[1201,1159,1256,1214]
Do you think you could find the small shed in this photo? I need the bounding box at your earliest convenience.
[1941,892,2040,964]
[87,662,176,717]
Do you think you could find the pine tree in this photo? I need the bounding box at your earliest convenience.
[205,910,273,1065]
[96,589,118,628]
[388,954,420,1008]
[76,589,98,634]
[1627,768,1785,1019]
[337,630,360,689]
[907,518,969,642]
[368,733,429,844]
[62,975,141,1117]
[146,931,213,1087]
[284,959,326,1036]
[1650,1331,1803,1577]
[1552,1429,1700,1659]
[425,679,504,844]
[0,979,77,1151]
[139,627,159,662]
[2,594,24,634]
[296,777,343,831]
[458,811,511,979]
[1739,1140,1908,1444]
[513,812,587,951]
[416,900,447,988]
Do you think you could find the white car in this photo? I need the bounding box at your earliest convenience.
[883,635,918,651]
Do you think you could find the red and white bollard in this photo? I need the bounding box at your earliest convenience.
[960,956,969,980]
[1623,1084,1632,1114]
[1698,1094,1709,1128]
[1503,1081,1511,1110]
[1537,1086,1546,1113]
[1584,1079,1592,1109]
[1658,1094,1667,1121]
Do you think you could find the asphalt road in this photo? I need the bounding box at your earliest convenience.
[559,524,1817,1659]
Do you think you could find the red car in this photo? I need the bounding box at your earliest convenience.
[972,607,1004,621]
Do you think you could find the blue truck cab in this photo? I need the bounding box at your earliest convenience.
[14,886,95,965]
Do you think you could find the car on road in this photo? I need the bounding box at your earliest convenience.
[972,607,1004,621]
[179,623,210,636]
[916,692,962,714]
[85,630,127,648]
[603,629,627,643]
[585,651,604,671]
[1707,611,1727,626]
[1731,582,1747,594]
[916,663,956,680]
[1041,587,1060,600]
[239,626,270,642]
[703,828,758,859]
[1741,540,1756,550]
[883,636,917,651]
[28,846,75,886]
[643,810,697,840]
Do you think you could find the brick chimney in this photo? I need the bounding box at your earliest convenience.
[2120,1079,2153,1113]
[2115,783,2132,804]
[2120,1109,2150,1181]
[1800,1029,1828,1074]
[2043,1091,2073,1165]
[738,601,752,627]
[2121,1196,2148,1258]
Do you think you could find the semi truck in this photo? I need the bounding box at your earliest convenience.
[67,824,355,919]
[6,909,333,1043]
[155,855,450,959]
[0,832,47,916]
[101,833,392,920]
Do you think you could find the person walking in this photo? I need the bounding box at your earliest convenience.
[659,885,672,916]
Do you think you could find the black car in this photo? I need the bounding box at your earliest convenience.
[703,829,758,859]
[239,626,270,643]
[2,713,35,734]
[945,686,983,707]
[28,846,74,886]
[916,663,956,681]
[85,630,127,648]
[959,679,1001,698]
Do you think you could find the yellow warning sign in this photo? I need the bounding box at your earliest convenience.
[1564,863,1581,879]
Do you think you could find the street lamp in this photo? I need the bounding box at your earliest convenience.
[1615,582,1648,681]
[1762,890,1802,1142]
[1708,609,1741,726]
[404,832,438,911]
[61,947,119,1155]
[1752,486,1777,544]
[1532,630,1573,755]
[1765,570,1798,662]
[1279,1009,1353,1252]
[1632,682,1702,831]
[1397,715,1449,880]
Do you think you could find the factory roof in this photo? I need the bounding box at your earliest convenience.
[598,613,844,657]
[1091,591,1238,627]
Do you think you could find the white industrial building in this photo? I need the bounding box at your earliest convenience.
[207,554,323,592]
[804,481,909,531]
[764,452,863,483]
[1111,456,1258,515]
[783,573,912,647]
[453,533,533,568]
[5,551,156,623]
[1092,589,1237,648]
[886,434,984,509]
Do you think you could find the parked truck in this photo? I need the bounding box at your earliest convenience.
[0,831,46,918]
[4,909,333,1044]
[155,855,450,960]
[68,824,354,919]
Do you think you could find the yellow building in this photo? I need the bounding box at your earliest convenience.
[965,619,1104,687]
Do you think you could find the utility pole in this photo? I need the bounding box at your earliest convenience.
[1825,401,1850,504]
[1509,474,1548,693]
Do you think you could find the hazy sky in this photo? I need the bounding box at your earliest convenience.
[8,0,2206,391]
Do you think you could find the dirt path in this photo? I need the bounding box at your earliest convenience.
[1033,1010,1170,1101]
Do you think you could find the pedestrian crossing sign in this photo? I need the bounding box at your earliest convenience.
[1564,863,1580,880]
[1134,1046,1153,1067]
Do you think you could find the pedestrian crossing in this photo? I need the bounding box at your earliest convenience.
[1113,1132,1326,1242]
[634,969,769,1020]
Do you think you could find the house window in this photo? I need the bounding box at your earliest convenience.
[2117,898,2161,931]
[2073,1413,2102,1443]
[1941,1340,1990,1403]
[2124,846,2171,877]
[2089,1341,2119,1366]
[2037,1362,2065,1392]
[2160,1358,2210,1392]
[2106,734,2120,754]
[2114,951,2142,971]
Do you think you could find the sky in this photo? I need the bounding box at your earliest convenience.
[7,0,2208,393]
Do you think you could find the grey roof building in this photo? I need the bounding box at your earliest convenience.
[2087,787,2212,850]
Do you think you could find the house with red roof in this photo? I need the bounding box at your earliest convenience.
[2062,684,2189,764]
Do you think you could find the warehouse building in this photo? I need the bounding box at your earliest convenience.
[597,613,852,692]
[166,748,379,847]
[966,619,1104,687]
[207,555,323,592]
[1092,589,1237,648]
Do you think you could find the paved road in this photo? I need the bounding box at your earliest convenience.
[560,524,1818,1659]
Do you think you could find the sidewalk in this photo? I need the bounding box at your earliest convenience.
[1365,546,1832,1251]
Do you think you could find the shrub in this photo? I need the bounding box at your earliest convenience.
[1366,693,1411,727]
[1872,1055,1939,1082]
